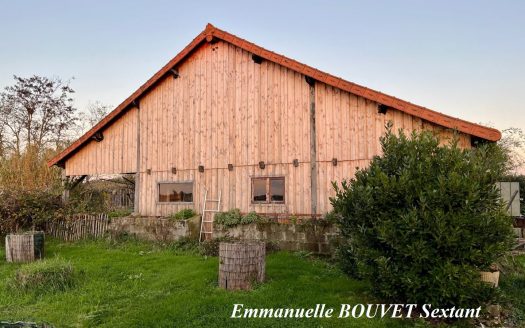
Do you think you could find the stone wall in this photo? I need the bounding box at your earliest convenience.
[107,216,340,254]
[213,222,340,254]
[107,216,200,242]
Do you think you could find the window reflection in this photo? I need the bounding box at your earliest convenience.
[158,182,193,202]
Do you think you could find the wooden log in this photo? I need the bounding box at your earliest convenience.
[5,231,45,263]
[218,241,265,290]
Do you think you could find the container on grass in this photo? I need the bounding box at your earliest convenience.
[5,231,45,263]
[218,241,265,290]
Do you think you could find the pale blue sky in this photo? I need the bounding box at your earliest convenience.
[1,0,524,133]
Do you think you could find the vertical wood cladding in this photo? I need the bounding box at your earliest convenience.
[65,40,471,216]
[65,107,138,176]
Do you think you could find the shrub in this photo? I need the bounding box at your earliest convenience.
[323,211,340,224]
[0,190,65,235]
[215,209,267,227]
[169,209,197,221]
[331,127,515,308]
[10,257,76,293]
[241,211,267,225]
[214,209,243,227]
[67,182,108,214]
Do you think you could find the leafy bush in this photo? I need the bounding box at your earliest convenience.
[331,128,514,308]
[67,183,108,214]
[241,211,267,224]
[0,190,65,235]
[10,257,76,293]
[323,211,340,224]
[215,209,267,227]
[169,208,197,221]
[214,209,243,227]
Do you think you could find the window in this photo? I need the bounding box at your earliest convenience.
[158,182,193,203]
[251,177,285,204]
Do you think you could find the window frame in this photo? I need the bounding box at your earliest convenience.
[251,176,285,204]
[157,180,195,204]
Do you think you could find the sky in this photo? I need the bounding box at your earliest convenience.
[0,1,524,143]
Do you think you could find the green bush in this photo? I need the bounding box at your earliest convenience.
[67,183,108,214]
[214,209,243,227]
[169,208,197,221]
[0,190,65,235]
[241,211,267,225]
[10,257,76,293]
[331,128,514,308]
[215,209,267,227]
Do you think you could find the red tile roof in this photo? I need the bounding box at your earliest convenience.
[48,23,501,167]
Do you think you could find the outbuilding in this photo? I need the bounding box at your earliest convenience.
[49,23,500,224]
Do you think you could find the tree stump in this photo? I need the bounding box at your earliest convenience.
[5,231,45,263]
[219,241,265,290]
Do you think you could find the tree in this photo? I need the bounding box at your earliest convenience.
[0,75,77,154]
[499,127,525,174]
[331,127,514,308]
[77,101,110,134]
[0,75,77,192]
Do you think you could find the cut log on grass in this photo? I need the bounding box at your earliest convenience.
[219,241,265,290]
[5,231,45,263]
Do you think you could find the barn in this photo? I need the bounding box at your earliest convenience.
[48,23,501,224]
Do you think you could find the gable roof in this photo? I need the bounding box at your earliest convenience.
[49,23,501,167]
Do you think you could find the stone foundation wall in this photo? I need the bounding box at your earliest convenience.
[107,216,200,242]
[107,216,340,254]
[213,222,340,254]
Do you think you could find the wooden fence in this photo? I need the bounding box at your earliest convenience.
[107,189,134,210]
[46,214,110,241]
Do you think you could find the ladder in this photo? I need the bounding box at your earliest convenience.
[199,189,222,242]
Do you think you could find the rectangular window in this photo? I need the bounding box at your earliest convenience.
[251,177,285,204]
[158,182,193,203]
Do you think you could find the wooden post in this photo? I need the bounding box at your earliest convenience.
[61,171,69,203]
[307,77,318,219]
[134,104,141,215]
[219,241,265,290]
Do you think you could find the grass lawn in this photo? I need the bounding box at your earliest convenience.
[0,239,523,328]
[499,255,525,326]
[0,238,413,328]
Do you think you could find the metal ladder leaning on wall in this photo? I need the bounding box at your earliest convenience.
[199,189,222,242]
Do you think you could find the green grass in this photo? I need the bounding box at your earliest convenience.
[1,239,523,328]
[0,239,413,328]
[499,255,525,326]
[9,257,76,294]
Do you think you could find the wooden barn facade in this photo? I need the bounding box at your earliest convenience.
[49,23,501,219]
